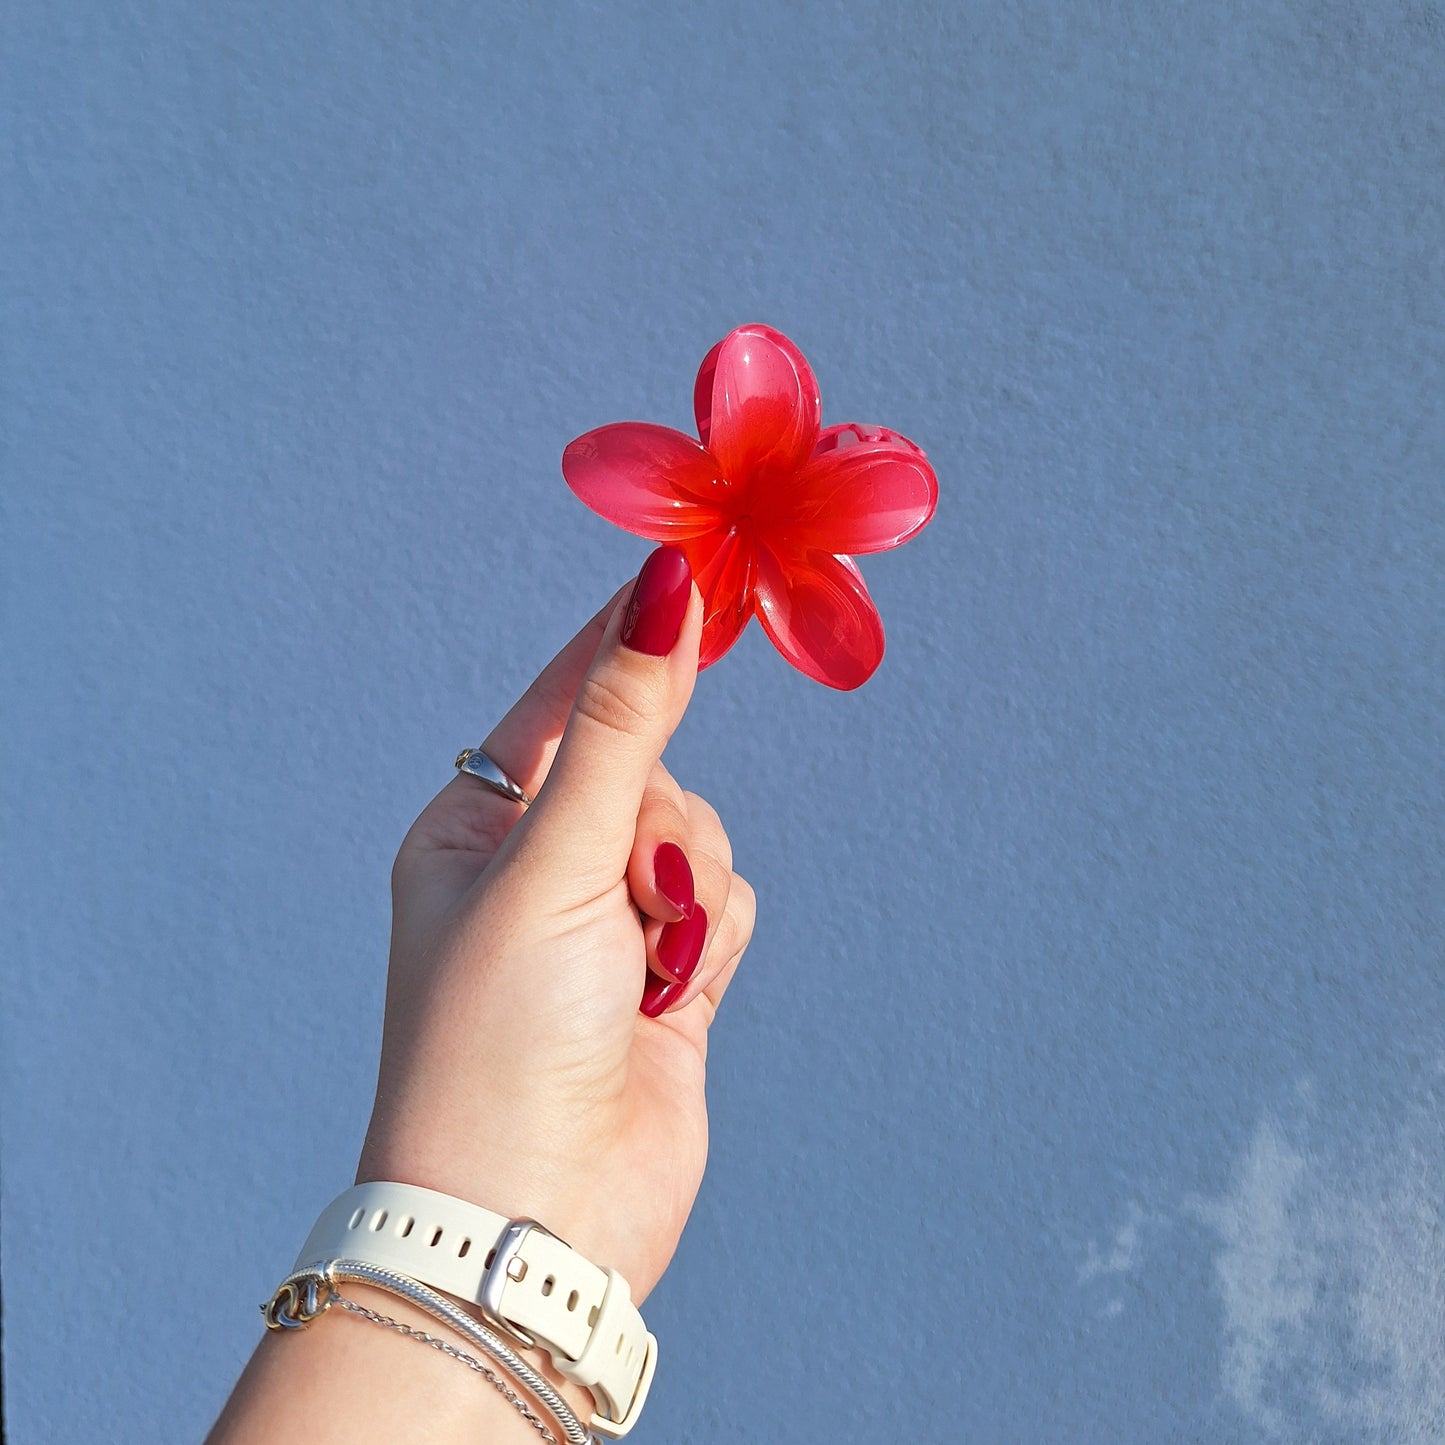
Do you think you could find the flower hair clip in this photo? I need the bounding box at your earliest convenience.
[562,323,938,690]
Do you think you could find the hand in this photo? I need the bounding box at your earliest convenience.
[357,543,756,1304]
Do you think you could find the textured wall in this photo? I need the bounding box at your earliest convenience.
[4,3,1443,1440]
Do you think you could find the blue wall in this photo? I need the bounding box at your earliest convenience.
[5,3,1443,1440]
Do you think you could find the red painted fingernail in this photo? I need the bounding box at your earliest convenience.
[653,842,695,920]
[620,545,692,656]
[655,904,708,985]
[640,968,688,1017]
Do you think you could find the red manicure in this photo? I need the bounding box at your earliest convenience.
[640,969,687,1017]
[620,544,692,656]
[655,904,708,985]
[653,842,695,920]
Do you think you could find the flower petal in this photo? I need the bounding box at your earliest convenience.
[774,424,939,554]
[563,423,726,540]
[692,324,821,486]
[682,526,756,669]
[754,544,885,690]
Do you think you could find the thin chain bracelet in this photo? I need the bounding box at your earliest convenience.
[331,1289,562,1445]
[263,1258,597,1445]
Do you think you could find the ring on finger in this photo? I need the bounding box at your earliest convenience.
[454,747,533,806]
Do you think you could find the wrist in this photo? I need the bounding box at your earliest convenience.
[342,1280,595,1435]
[357,1125,566,1216]
[344,1284,598,1440]
[209,1283,508,1444]
[292,1178,658,1437]
[354,1134,604,1290]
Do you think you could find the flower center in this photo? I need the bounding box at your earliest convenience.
[726,477,777,539]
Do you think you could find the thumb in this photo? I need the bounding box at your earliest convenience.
[515,543,702,888]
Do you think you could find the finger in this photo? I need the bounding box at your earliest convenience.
[476,582,631,796]
[702,936,748,1013]
[642,789,733,980]
[693,872,755,1010]
[402,583,629,860]
[680,790,732,874]
[626,763,694,923]
[513,544,703,893]
[640,873,756,1019]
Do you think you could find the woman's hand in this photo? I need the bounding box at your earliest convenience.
[209,545,752,1443]
[358,543,756,1303]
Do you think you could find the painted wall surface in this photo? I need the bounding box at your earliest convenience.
[5,3,1443,1440]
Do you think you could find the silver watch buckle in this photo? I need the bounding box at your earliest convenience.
[478,1217,555,1348]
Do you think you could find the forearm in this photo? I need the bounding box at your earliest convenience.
[206,1283,594,1444]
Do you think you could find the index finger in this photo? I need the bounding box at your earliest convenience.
[412,581,630,854]
[478,580,633,795]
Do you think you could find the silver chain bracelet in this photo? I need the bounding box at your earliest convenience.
[262,1257,597,1445]
[330,1290,562,1443]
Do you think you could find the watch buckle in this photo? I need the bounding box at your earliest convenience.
[478,1217,554,1349]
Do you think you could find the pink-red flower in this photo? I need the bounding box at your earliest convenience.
[562,323,938,689]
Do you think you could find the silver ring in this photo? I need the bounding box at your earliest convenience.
[454,747,533,806]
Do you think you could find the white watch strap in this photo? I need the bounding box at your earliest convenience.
[293,1181,656,1437]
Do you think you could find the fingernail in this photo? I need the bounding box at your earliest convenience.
[620,544,691,656]
[655,904,708,985]
[640,968,688,1017]
[653,842,695,920]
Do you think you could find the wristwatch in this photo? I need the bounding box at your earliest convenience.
[292,1181,657,1438]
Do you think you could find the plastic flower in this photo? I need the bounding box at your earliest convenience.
[562,323,938,689]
